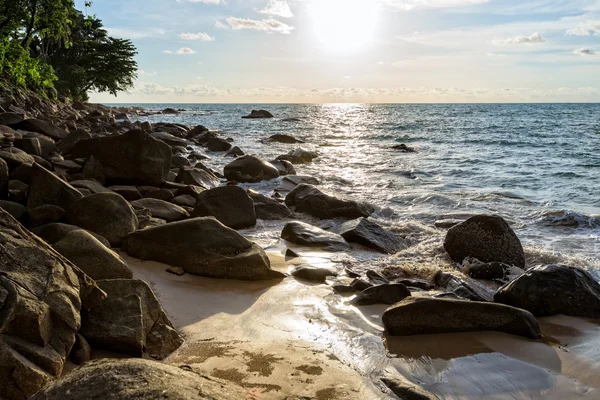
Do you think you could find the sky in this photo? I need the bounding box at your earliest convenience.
[78,0,600,103]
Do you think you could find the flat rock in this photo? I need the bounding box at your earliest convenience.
[194,186,256,229]
[285,184,374,219]
[340,218,406,254]
[269,134,304,143]
[281,221,350,251]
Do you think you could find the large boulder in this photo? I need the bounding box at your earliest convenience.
[65,193,138,246]
[285,184,374,219]
[248,189,293,220]
[131,198,189,223]
[443,215,525,268]
[69,130,172,186]
[31,222,111,247]
[281,221,350,251]
[382,297,541,339]
[53,230,133,280]
[123,217,284,280]
[30,358,247,400]
[56,129,92,154]
[12,119,68,140]
[224,155,279,183]
[27,163,83,210]
[0,209,104,400]
[0,147,35,168]
[206,137,232,152]
[80,279,183,359]
[340,218,406,254]
[194,186,256,229]
[175,166,219,189]
[494,264,600,318]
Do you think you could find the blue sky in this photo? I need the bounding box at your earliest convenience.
[79,0,600,103]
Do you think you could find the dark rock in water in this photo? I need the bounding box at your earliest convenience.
[292,266,337,283]
[0,200,26,220]
[248,189,293,220]
[444,215,525,268]
[27,204,64,226]
[242,109,274,119]
[27,163,83,210]
[225,146,245,157]
[69,334,91,366]
[366,270,390,285]
[391,144,416,153]
[65,192,138,246]
[434,271,491,302]
[81,279,183,359]
[269,134,304,144]
[270,159,296,175]
[282,117,301,122]
[345,268,361,278]
[123,217,284,280]
[162,107,179,114]
[468,262,512,280]
[12,118,68,140]
[107,185,142,201]
[381,376,440,400]
[131,198,189,223]
[340,218,406,254]
[206,137,232,152]
[194,186,256,229]
[281,221,350,251]
[224,155,280,183]
[0,208,103,400]
[351,278,373,291]
[30,358,247,400]
[31,223,111,247]
[383,297,541,339]
[0,158,8,198]
[285,184,374,219]
[53,230,133,280]
[176,166,219,189]
[69,130,172,186]
[351,283,411,305]
[285,248,300,258]
[276,148,318,164]
[494,264,600,318]
[434,219,462,229]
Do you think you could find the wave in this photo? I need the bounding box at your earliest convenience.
[530,210,600,229]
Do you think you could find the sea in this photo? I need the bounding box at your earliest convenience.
[111,103,600,280]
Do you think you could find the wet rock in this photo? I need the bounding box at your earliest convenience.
[276,148,318,164]
[225,146,245,157]
[81,279,183,358]
[162,108,179,114]
[69,334,91,365]
[131,198,189,223]
[383,297,541,339]
[194,186,256,229]
[12,119,68,140]
[351,283,411,305]
[30,358,247,400]
[292,266,337,283]
[171,155,190,169]
[391,144,416,153]
[434,271,491,302]
[248,189,293,220]
[285,184,374,219]
[242,109,274,119]
[396,278,435,291]
[468,262,512,280]
[340,218,406,254]
[270,159,296,175]
[70,130,172,186]
[366,270,390,285]
[444,215,525,268]
[123,217,284,280]
[285,248,300,258]
[224,155,280,183]
[176,166,219,189]
[206,137,232,152]
[281,221,350,251]
[494,264,600,318]
[381,376,439,400]
[351,278,373,291]
[27,163,83,210]
[65,192,138,246]
[269,134,304,144]
[53,230,133,280]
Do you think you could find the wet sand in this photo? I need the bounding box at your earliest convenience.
[121,249,600,400]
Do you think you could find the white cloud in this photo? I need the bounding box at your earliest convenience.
[180,32,215,41]
[574,47,597,56]
[176,0,224,3]
[106,27,165,39]
[257,0,294,18]
[138,70,157,76]
[492,32,546,45]
[566,20,600,36]
[225,17,294,34]
[215,20,229,29]
[164,47,196,54]
[382,0,489,11]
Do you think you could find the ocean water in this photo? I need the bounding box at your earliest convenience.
[113,103,600,278]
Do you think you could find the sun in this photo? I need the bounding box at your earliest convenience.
[311,0,379,53]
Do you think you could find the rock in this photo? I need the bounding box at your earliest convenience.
[140,121,152,131]
[434,271,491,302]
[56,129,91,154]
[351,278,373,291]
[351,283,411,305]
[108,185,142,201]
[494,264,600,318]
[225,146,245,157]
[123,217,284,280]
[366,270,390,285]
[277,148,318,164]
[391,144,416,153]
[172,194,196,208]
[53,230,133,280]
[292,266,337,283]
[176,166,219,189]
[30,358,247,400]
[69,130,172,186]
[65,193,138,246]
[248,189,293,220]
[270,159,296,175]
[131,198,189,223]
[383,297,541,339]
[0,158,7,198]
[144,188,175,202]
[69,334,91,365]
[0,208,103,400]
[150,131,189,147]
[81,156,106,184]
[194,186,256,229]
[269,134,304,144]
[286,248,299,258]
[166,266,185,276]
[187,125,209,137]
[282,221,350,252]
[242,109,274,119]
[162,108,179,114]
[206,137,232,152]
[468,262,512,280]
[396,278,435,291]
[171,155,190,168]
[27,204,64,226]
[0,200,26,220]
[444,215,525,268]
[224,155,280,183]
[70,179,113,194]
[340,218,406,254]
[0,147,35,168]
[285,184,374,219]
[31,223,111,247]
[80,279,183,359]
[27,163,83,210]
[12,119,68,140]
[0,112,24,125]
[381,377,439,400]
[13,137,42,156]
[8,179,28,202]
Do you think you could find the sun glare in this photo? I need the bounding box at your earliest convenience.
[311,0,379,53]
